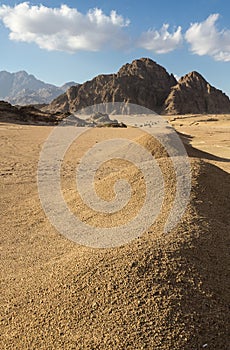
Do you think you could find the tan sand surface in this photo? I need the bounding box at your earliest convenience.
[168,114,230,173]
[0,117,229,349]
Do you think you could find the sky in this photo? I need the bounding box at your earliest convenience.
[0,0,229,96]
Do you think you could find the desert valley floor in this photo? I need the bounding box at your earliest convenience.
[0,114,230,349]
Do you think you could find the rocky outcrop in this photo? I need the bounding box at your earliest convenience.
[163,72,230,114]
[0,70,77,105]
[46,58,177,114]
[65,112,127,127]
[0,100,68,124]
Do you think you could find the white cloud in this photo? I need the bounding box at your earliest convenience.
[185,14,230,62]
[138,24,183,53]
[1,3,228,62]
[0,2,130,52]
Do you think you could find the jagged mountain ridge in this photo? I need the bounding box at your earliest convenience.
[46,58,230,115]
[46,58,177,114]
[0,70,77,105]
[164,71,230,114]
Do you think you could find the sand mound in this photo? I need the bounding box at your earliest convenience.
[1,125,229,349]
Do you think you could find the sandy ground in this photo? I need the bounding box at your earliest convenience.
[168,114,230,173]
[0,115,229,349]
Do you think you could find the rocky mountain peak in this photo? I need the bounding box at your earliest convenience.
[15,70,30,77]
[118,58,158,76]
[163,71,230,114]
[118,58,177,85]
[46,58,177,114]
[180,71,205,81]
[178,71,209,89]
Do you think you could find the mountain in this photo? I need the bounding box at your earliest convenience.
[163,71,230,114]
[0,70,78,105]
[3,59,229,114]
[45,58,230,115]
[46,58,177,114]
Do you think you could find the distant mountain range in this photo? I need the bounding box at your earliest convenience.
[0,70,78,105]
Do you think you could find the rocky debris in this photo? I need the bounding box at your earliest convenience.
[45,58,177,114]
[86,112,126,127]
[0,101,126,126]
[0,100,68,124]
[163,71,230,114]
[0,70,78,105]
[64,112,127,128]
[86,112,112,124]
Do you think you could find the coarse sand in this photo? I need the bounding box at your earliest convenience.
[0,116,230,349]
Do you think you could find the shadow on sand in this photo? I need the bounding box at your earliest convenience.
[177,130,230,163]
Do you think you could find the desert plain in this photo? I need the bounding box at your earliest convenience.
[0,114,230,349]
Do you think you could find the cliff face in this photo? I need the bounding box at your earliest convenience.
[46,58,177,113]
[163,72,230,114]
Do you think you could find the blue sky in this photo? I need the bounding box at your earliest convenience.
[0,0,229,96]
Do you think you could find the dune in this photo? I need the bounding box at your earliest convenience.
[0,117,229,349]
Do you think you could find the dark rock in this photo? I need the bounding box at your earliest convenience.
[46,58,177,114]
[46,58,230,115]
[0,100,67,125]
[163,71,230,114]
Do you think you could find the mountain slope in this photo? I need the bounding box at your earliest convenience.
[163,71,230,114]
[0,70,77,105]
